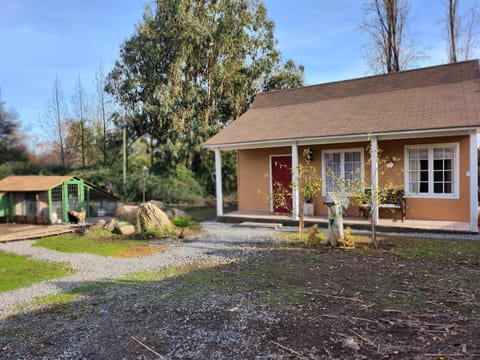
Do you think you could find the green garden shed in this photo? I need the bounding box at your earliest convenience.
[0,176,118,224]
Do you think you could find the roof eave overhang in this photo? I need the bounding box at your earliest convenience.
[203,126,480,151]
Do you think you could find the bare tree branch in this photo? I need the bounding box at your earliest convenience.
[359,0,425,74]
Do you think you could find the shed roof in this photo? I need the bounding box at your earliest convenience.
[204,60,480,148]
[0,176,73,192]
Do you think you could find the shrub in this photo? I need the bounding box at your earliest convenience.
[0,161,39,179]
[148,165,205,204]
[172,215,195,229]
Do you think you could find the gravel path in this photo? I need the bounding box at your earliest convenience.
[0,222,278,320]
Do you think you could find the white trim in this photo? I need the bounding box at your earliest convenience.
[203,127,479,151]
[269,154,292,213]
[321,147,365,196]
[291,144,299,220]
[404,142,460,199]
[214,149,223,216]
[371,137,379,224]
[469,131,478,232]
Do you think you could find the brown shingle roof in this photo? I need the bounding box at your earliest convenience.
[204,60,480,147]
[0,176,73,192]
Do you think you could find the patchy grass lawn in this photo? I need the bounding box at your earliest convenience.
[33,231,151,257]
[0,252,72,292]
[1,233,479,359]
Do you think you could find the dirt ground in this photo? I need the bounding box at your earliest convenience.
[0,236,479,359]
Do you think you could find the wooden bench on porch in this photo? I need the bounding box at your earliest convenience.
[359,188,406,222]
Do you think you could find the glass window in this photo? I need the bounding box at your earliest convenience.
[323,149,363,194]
[406,144,457,197]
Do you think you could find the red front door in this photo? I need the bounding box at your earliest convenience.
[271,156,292,213]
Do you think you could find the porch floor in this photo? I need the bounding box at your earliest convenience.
[0,224,76,243]
[220,210,474,233]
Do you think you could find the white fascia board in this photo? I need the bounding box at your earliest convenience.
[203,127,479,152]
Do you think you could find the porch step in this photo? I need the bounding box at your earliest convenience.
[238,221,283,229]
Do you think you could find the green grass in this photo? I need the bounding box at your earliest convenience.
[381,236,480,262]
[0,252,72,292]
[30,293,80,306]
[33,233,150,257]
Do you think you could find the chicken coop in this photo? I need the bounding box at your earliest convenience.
[0,176,118,224]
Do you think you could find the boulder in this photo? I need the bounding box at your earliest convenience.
[92,219,106,229]
[163,209,174,219]
[104,218,120,232]
[115,205,138,223]
[119,224,135,235]
[136,203,171,233]
[172,208,187,218]
[149,200,165,210]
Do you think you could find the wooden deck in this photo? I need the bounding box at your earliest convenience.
[221,211,474,234]
[0,224,76,243]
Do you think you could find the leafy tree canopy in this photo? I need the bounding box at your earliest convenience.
[107,0,304,192]
[0,93,27,163]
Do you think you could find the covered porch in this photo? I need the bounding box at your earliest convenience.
[211,130,479,234]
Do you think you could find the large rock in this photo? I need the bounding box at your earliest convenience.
[172,208,187,218]
[91,219,106,229]
[115,205,138,223]
[104,218,120,232]
[119,224,135,235]
[136,203,171,233]
[149,200,165,210]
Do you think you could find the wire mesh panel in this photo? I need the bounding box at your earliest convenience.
[51,185,63,223]
[23,193,38,216]
[68,183,80,211]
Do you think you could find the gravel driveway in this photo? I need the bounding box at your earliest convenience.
[0,222,278,320]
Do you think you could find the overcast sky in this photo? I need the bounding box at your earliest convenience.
[0,0,479,143]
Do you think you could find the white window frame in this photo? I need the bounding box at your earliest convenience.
[321,148,364,196]
[404,142,460,199]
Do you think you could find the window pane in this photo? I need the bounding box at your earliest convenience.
[419,149,428,159]
[444,170,452,182]
[434,183,443,193]
[420,182,429,193]
[420,159,428,170]
[433,170,443,181]
[353,152,361,161]
[345,152,352,161]
[410,171,418,182]
[409,149,418,160]
[444,183,452,193]
[409,159,418,171]
[410,182,418,193]
[433,159,443,170]
[420,170,429,182]
[444,159,452,170]
[434,148,443,159]
[444,147,453,158]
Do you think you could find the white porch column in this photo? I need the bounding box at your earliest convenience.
[214,148,223,216]
[291,143,299,220]
[469,131,478,232]
[370,136,379,224]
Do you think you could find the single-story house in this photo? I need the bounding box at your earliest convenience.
[0,176,118,225]
[203,60,480,232]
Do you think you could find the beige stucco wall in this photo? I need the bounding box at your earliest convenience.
[237,135,472,221]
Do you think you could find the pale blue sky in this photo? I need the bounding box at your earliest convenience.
[0,0,478,142]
